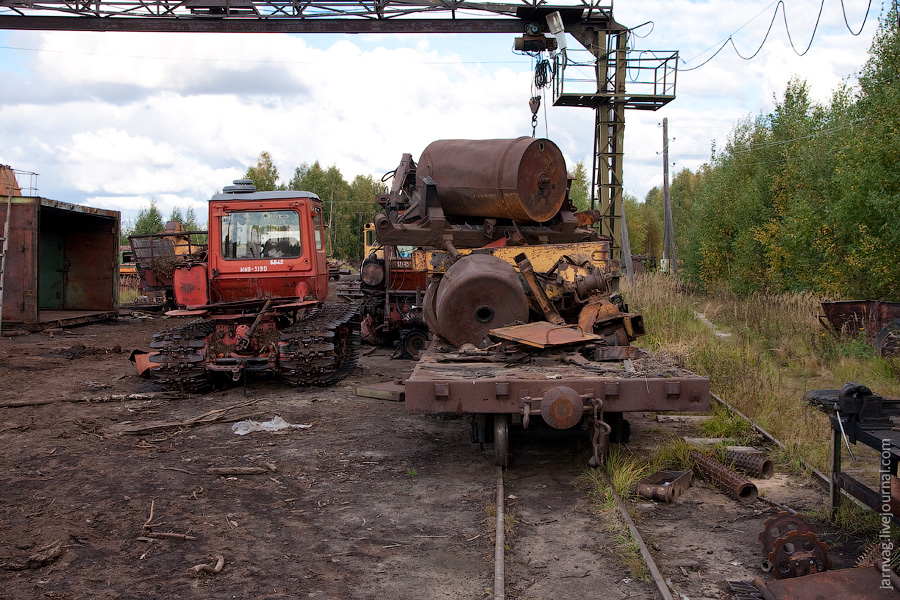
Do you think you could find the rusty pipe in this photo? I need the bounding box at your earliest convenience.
[515,253,564,325]
[238,299,273,351]
[691,451,758,505]
[443,239,460,258]
[724,449,774,480]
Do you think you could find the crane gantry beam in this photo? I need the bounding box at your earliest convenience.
[0,1,610,34]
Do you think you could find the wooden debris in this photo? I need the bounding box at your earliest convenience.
[83,392,184,403]
[1,329,29,337]
[655,415,714,424]
[355,381,405,402]
[109,400,262,435]
[1,540,64,571]
[208,466,271,476]
[0,391,184,409]
[0,399,56,408]
[144,532,197,541]
[139,499,195,541]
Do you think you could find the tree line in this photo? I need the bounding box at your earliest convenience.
[632,7,899,299]
[121,202,204,247]
[243,151,387,263]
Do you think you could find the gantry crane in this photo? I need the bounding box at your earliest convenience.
[0,1,677,261]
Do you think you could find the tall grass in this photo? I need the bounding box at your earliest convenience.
[622,272,900,473]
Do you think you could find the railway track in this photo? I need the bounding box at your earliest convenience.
[485,410,874,600]
[490,424,663,599]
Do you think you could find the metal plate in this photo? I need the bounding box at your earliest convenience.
[490,321,602,348]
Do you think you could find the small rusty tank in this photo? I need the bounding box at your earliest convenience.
[416,137,567,223]
[426,254,528,348]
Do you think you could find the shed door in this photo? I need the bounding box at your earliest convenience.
[39,233,65,309]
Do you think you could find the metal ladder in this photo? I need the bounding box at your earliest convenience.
[0,191,11,336]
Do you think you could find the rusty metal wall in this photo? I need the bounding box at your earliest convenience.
[1,197,119,324]
[44,207,118,309]
[0,199,38,323]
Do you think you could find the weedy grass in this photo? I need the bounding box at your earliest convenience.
[119,284,144,305]
[650,438,700,473]
[699,403,754,442]
[578,449,656,581]
[484,501,517,540]
[622,273,900,508]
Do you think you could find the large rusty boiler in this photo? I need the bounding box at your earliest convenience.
[416,137,568,223]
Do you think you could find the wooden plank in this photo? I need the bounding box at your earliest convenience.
[655,415,713,424]
[355,381,405,402]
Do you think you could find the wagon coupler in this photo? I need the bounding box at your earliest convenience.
[589,397,611,468]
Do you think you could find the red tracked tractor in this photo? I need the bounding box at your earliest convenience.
[134,180,360,389]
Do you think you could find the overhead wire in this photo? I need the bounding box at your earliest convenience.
[681,0,873,72]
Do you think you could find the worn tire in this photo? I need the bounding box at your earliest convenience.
[876,319,900,357]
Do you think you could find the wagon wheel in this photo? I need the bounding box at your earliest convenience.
[876,319,900,357]
[494,415,510,468]
[399,328,429,360]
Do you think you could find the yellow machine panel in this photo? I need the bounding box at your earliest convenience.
[412,241,611,275]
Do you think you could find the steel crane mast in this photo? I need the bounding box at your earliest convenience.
[0,0,677,260]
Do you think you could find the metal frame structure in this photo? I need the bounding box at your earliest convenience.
[0,0,677,259]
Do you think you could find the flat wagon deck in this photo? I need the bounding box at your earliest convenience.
[404,339,711,465]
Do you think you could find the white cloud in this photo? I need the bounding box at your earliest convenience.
[0,0,884,223]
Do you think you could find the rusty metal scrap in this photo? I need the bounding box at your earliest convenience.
[759,512,818,558]
[758,512,832,580]
[725,449,774,479]
[489,321,602,348]
[690,450,758,504]
[416,137,567,223]
[768,530,831,579]
[753,566,898,599]
[635,470,693,504]
[431,254,528,348]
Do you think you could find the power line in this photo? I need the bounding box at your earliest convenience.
[682,0,872,72]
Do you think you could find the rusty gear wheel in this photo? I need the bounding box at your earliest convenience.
[759,512,817,557]
[768,530,832,579]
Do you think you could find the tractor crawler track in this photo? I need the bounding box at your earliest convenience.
[280,303,361,386]
[147,303,360,389]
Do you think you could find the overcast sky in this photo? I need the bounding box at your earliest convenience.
[0,0,884,226]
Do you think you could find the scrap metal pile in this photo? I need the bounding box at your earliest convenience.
[374,136,642,355]
[372,137,710,465]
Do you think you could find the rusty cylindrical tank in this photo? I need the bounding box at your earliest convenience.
[428,254,528,348]
[416,137,568,223]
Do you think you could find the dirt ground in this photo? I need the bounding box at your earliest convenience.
[0,312,874,600]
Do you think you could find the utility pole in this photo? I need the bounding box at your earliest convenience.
[662,118,678,275]
[620,200,634,283]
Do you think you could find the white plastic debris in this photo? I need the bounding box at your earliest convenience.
[231,416,312,436]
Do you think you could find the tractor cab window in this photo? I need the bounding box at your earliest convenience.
[312,207,324,250]
[222,210,302,259]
